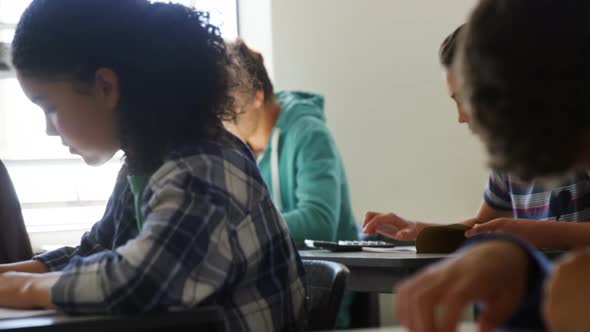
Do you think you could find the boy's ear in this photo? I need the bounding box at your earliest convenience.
[254,89,264,108]
[94,68,119,109]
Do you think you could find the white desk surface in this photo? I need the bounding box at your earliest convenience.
[0,309,56,320]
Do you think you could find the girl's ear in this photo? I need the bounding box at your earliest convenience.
[94,68,119,110]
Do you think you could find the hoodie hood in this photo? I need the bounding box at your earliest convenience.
[259,91,325,211]
[274,91,325,131]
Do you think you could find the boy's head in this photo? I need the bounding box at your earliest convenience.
[225,39,274,140]
[439,25,470,126]
[461,0,590,180]
[12,0,233,173]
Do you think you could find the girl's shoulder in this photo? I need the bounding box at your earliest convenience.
[150,130,265,190]
[144,131,269,213]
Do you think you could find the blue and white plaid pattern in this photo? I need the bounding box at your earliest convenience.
[35,132,307,332]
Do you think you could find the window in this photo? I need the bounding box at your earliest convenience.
[150,0,238,39]
[0,0,238,252]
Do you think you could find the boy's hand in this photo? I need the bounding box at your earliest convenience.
[544,249,590,332]
[465,218,541,246]
[396,241,530,332]
[363,211,423,240]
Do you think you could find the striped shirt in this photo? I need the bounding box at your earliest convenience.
[34,132,307,332]
[484,171,590,221]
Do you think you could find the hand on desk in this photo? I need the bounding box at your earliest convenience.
[364,214,544,246]
[544,249,590,332]
[363,211,425,240]
[395,240,529,332]
[465,218,541,245]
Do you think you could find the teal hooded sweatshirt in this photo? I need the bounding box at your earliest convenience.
[257,91,358,242]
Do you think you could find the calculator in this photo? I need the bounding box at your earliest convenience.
[304,240,396,252]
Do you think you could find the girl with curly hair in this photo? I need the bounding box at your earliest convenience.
[0,1,306,330]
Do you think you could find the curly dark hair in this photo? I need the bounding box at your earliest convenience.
[11,0,234,174]
[227,39,274,103]
[439,25,465,68]
[462,0,590,180]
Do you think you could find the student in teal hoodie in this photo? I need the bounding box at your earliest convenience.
[226,39,358,244]
[226,39,358,328]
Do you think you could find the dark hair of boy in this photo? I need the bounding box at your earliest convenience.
[462,0,590,180]
[439,24,465,68]
[11,0,235,174]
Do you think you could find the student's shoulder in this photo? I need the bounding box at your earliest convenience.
[147,134,270,213]
[277,91,328,135]
[282,116,332,149]
[284,118,337,158]
[290,114,326,130]
[151,132,265,189]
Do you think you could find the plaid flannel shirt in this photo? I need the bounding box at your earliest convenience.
[34,132,307,332]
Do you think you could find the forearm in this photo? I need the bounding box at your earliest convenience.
[424,201,512,228]
[52,251,141,313]
[283,207,336,241]
[464,234,550,331]
[52,239,206,314]
[0,271,60,309]
[0,260,49,274]
[24,272,60,309]
[527,220,590,250]
[462,216,502,227]
[413,218,485,229]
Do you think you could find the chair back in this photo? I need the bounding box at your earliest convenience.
[303,259,349,331]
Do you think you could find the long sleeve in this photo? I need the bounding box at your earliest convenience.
[463,234,550,331]
[282,117,342,241]
[50,168,234,313]
[35,218,114,271]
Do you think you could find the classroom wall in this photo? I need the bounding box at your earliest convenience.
[241,0,488,225]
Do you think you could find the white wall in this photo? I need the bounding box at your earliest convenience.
[237,0,274,78]
[242,0,488,224]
